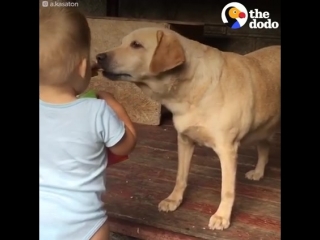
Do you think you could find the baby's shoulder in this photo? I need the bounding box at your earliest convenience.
[65,98,108,119]
[82,98,114,112]
[77,98,116,119]
[80,98,105,108]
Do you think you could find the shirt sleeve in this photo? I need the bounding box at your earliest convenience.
[99,102,125,148]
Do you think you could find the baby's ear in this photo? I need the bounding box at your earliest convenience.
[78,58,88,79]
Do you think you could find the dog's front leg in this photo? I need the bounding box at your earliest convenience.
[158,133,195,212]
[209,142,238,230]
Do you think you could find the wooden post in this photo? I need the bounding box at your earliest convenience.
[106,0,119,17]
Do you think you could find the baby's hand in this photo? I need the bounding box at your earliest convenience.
[98,91,137,148]
[91,62,100,77]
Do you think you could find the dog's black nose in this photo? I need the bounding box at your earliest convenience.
[96,53,107,62]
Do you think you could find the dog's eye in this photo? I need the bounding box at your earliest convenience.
[130,41,143,49]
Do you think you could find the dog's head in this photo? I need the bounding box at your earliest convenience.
[96,28,186,82]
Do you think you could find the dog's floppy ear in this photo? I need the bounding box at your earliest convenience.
[149,30,185,74]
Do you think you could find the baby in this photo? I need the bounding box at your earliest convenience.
[39,4,137,240]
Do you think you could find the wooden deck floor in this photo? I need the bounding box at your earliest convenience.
[103,111,281,240]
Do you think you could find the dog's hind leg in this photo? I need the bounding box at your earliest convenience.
[209,141,239,230]
[158,134,195,212]
[245,139,271,181]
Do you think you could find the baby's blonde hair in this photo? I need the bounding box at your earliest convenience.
[40,2,91,85]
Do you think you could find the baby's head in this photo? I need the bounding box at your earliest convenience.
[40,3,91,94]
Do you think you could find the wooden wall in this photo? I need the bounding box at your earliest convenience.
[77,0,281,54]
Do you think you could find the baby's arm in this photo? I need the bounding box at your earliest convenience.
[98,91,137,155]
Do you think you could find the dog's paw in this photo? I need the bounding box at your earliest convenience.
[208,214,230,230]
[245,170,264,181]
[158,198,182,212]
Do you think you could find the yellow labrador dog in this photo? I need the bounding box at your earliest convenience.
[96,27,280,230]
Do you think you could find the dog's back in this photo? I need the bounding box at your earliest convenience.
[238,46,281,143]
[245,45,281,87]
[246,45,281,127]
[208,46,281,144]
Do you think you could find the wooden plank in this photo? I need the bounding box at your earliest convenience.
[106,0,119,17]
[116,0,280,38]
[109,217,199,240]
[86,16,211,27]
[130,145,281,186]
[137,134,280,164]
[103,119,280,239]
[107,161,280,208]
[86,16,281,39]
[104,163,280,240]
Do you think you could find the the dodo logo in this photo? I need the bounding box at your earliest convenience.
[221,2,248,29]
[222,2,279,29]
